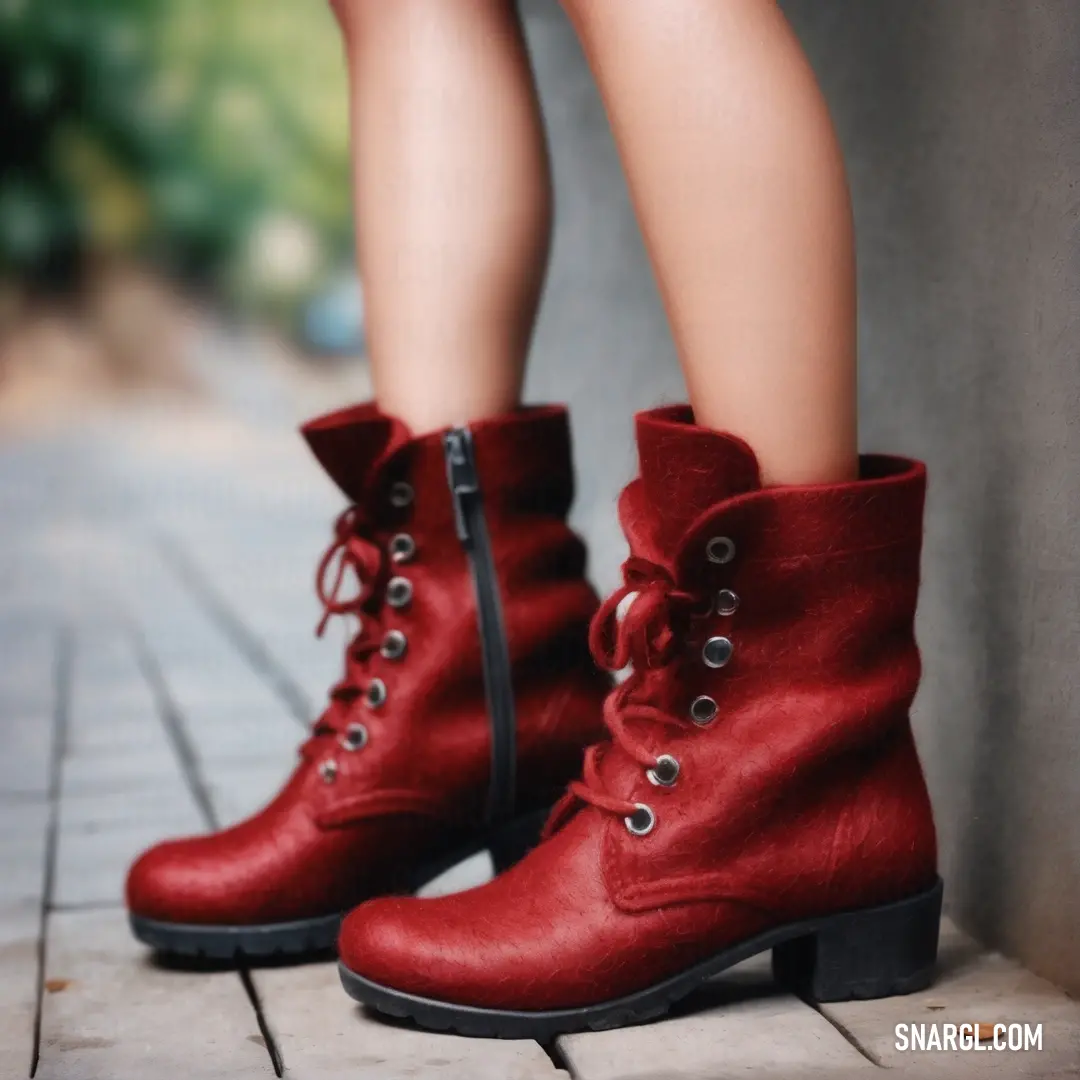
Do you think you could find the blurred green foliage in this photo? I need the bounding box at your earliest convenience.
[0,0,351,307]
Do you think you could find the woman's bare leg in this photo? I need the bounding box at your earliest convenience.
[559,0,857,485]
[332,0,551,434]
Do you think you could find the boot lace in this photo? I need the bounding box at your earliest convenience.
[304,506,388,745]
[567,556,710,824]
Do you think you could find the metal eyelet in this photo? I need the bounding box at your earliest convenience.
[624,803,656,837]
[386,576,413,609]
[715,588,739,616]
[318,759,338,784]
[340,722,368,752]
[389,532,416,564]
[706,536,736,565]
[702,636,734,669]
[389,481,414,509]
[690,695,718,726]
[365,678,387,709]
[380,629,408,661]
[646,754,680,788]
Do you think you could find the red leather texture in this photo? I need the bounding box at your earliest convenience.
[126,403,609,926]
[338,404,938,1009]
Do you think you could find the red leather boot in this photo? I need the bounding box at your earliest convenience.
[338,404,942,1037]
[126,403,608,957]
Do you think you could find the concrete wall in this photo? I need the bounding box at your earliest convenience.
[519,0,1080,994]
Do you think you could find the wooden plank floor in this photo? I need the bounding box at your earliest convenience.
[1,335,1077,1079]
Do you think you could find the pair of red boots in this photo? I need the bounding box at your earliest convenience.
[126,402,941,1039]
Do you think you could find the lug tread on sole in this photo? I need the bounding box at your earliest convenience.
[348,969,689,1041]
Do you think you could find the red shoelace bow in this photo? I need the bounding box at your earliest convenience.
[306,506,388,741]
[552,556,709,830]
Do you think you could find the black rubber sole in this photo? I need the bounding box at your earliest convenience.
[130,910,342,959]
[129,805,551,960]
[339,876,944,1040]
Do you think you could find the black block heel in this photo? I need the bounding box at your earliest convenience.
[772,877,943,1003]
[487,806,550,875]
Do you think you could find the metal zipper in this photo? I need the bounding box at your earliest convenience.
[443,427,516,824]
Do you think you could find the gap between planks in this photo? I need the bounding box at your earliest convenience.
[30,628,73,1079]
[155,535,313,729]
[130,627,285,1077]
[804,1001,885,1068]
